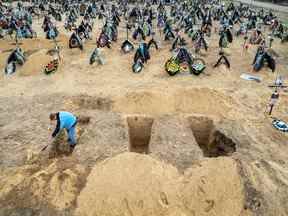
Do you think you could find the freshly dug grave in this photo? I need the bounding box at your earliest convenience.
[18,49,54,76]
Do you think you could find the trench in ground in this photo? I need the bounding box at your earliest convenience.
[188,116,236,157]
[127,116,154,154]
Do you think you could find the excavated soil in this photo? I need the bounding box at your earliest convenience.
[0,9,288,216]
[75,152,251,216]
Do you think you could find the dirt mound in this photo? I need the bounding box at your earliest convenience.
[76,152,181,216]
[76,152,250,216]
[18,49,53,76]
[182,158,251,216]
[112,88,235,116]
[0,157,89,214]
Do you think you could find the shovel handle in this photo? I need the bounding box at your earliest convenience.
[40,144,49,152]
[40,135,54,152]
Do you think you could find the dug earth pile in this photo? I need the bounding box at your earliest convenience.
[1,11,288,216]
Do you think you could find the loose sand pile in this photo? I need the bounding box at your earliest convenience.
[18,49,53,76]
[0,157,89,214]
[76,152,250,216]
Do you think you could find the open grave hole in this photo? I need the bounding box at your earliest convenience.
[127,116,154,154]
[188,116,236,157]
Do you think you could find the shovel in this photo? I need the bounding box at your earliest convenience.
[40,143,50,152]
[40,115,90,152]
[40,140,52,152]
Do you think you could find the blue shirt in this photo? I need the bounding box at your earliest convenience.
[52,112,77,137]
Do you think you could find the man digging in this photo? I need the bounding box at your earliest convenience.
[49,111,78,152]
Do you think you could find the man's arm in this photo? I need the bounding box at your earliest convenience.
[51,113,60,137]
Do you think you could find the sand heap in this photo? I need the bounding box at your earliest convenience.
[0,157,89,215]
[18,49,54,76]
[0,152,251,216]
[76,152,251,216]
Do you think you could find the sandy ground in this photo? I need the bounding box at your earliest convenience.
[0,10,288,216]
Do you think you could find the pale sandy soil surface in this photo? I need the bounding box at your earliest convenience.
[0,11,288,216]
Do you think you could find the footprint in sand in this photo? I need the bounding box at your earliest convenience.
[159,192,169,206]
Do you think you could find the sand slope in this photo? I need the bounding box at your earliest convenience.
[76,152,251,216]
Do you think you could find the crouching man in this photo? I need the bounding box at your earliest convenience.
[49,111,78,151]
